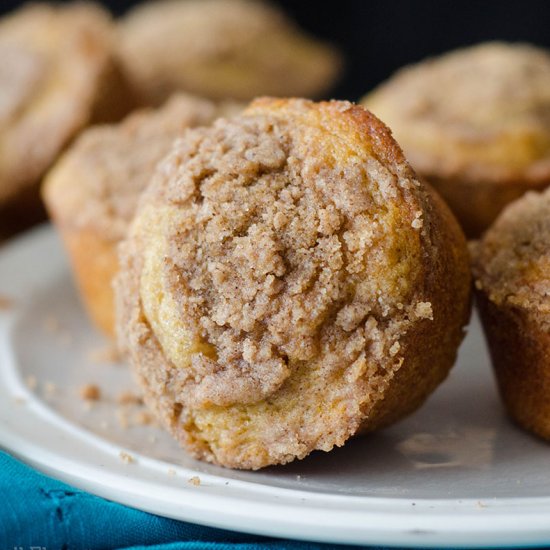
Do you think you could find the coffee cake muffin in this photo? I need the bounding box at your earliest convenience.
[116,0,342,104]
[0,2,129,208]
[43,93,241,336]
[362,42,550,237]
[472,188,550,440]
[115,98,471,470]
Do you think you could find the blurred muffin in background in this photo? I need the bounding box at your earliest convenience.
[116,0,342,104]
[0,2,134,235]
[471,188,550,440]
[362,42,550,237]
[43,93,241,336]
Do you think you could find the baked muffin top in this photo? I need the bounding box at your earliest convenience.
[116,0,342,103]
[472,188,550,315]
[43,93,241,240]
[0,2,114,204]
[134,98,432,389]
[116,98,470,468]
[363,42,550,183]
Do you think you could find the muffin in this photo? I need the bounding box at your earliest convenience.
[115,98,471,470]
[362,42,550,237]
[43,93,241,336]
[0,2,129,209]
[116,0,342,104]
[472,188,550,440]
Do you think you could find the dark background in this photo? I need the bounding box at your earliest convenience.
[2,0,550,99]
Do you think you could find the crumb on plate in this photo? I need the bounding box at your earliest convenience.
[117,390,142,405]
[87,344,120,364]
[43,381,57,395]
[134,409,155,426]
[116,408,129,429]
[187,476,201,486]
[25,375,37,390]
[0,294,14,310]
[119,451,134,464]
[79,383,101,401]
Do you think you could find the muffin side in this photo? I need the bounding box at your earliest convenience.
[362,183,471,432]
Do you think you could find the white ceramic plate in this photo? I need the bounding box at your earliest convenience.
[1,226,550,548]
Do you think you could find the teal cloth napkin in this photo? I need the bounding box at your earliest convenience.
[0,451,368,550]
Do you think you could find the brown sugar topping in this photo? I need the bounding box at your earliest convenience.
[135,99,429,409]
[472,188,550,315]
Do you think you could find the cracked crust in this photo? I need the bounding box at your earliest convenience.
[116,0,342,104]
[0,2,128,206]
[472,188,550,439]
[115,98,471,470]
[43,93,242,336]
[362,42,550,237]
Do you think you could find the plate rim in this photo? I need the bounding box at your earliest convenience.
[1,225,550,549]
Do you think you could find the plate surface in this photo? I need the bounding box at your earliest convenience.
[1,226,550,548]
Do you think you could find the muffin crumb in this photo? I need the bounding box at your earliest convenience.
[25,375,37,391]
[116,408,129,429]
[411,211,423,229]
[117,390,143,405]
[415,302,433,320]
[389,341,401,356]
[43,381,57,396]
[134,410,155,426]
[79,383,101,401]
[87,344,120,363]
[0,294,14,310]
[187,476,201,486]
[119,451,134,464]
